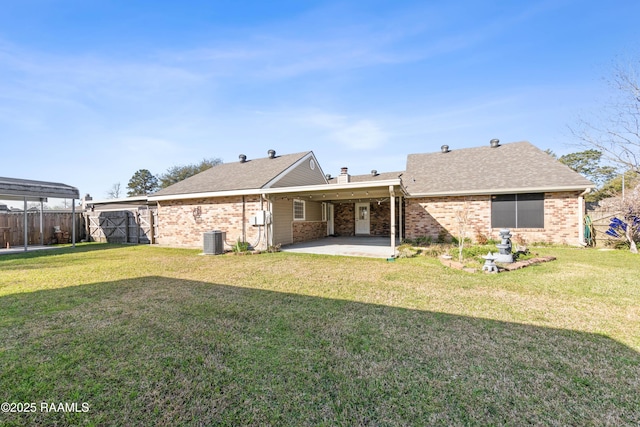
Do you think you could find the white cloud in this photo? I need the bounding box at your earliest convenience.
[298,112,388,150]
[330,119,387,150]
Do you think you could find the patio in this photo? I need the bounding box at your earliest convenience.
[281,236,400,258]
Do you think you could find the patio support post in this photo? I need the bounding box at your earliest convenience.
[39,198,44,245]
[72,199,76,248]
[399,195,403,242]
[23,197,28,251]
[390,186,396,257]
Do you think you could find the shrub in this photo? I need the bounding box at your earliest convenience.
[475,227,489,245]
[397,244,418,258]
[232,240,251,253]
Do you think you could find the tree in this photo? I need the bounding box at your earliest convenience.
[127,169,159,196]
[159,158,222,188]
[454,201,471,263]
[570,57,640,173]
[558,150,617,187]
[587,170,640,202]
[107,182,122,199]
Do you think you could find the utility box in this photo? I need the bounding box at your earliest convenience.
[203,230,225,255]
[250,210,271,226]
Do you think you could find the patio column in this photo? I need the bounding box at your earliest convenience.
[39,198,44,245]
[399,195,403,242]
[72,199,76,248]
[23,197,28,251]
[390,186,396,256]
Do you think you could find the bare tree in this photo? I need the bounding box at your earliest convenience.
[107,183,122,199]
[454,201,471,262]
[571,57,640,173]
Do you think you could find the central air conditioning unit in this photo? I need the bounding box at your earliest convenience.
[203,230,225,255]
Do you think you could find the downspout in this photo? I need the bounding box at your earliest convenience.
[242,195,246,243]
[578,188,591,246]
[262,194,272,249]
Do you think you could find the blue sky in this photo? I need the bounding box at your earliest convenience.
[1,0,639,203]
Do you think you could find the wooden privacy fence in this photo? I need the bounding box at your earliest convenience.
[84,208,157,244]
[586,204,626,247]
[0,211,84,247]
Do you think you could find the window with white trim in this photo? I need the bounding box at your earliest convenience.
[293,199,305,220]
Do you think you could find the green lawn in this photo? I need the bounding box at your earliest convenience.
[0,244,639,426]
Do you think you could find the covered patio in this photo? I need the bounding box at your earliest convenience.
[281,236,400,258]
[0,177,80,252]
[265,176,407,256]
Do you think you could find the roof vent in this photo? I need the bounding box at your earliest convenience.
[490,139,500,148]
[325,174,332,180]
[441,145,450,153]
[239,154,247,163]
[268,149,276,159]
[371,169,378,177]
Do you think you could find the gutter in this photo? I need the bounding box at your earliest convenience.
[404,185,595,198]
[148,179,407,202]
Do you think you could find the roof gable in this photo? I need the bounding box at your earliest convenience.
[152,151,318,197]
[404,141,593,196]
[265,152,327,188]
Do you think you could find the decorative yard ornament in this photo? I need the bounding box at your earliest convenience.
[606,213,640,253]
[482,252,499,273]
[495,229,514,263]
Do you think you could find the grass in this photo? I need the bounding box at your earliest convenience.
[0,243,639,426]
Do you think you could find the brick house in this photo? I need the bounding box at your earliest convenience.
[119,140,592,252]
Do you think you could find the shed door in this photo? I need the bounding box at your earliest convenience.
[355,203,370,235]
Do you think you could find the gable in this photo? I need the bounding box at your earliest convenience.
[266,153,327,188]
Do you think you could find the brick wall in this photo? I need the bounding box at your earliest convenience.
[334,203,355,236]
[157,195,266,249]
[404,192,583,245]
[292,221,326,243]
[334,201,400,236]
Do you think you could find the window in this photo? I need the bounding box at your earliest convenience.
[491,193,544,228]
[293,199,305,220]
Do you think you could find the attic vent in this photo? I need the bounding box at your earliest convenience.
[490,139,500,148]
[268,149,276,159]
[239,154,247,163]
[371,169,378,177]
[441,145,450,153]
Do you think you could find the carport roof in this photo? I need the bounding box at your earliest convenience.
[0,176,80,201]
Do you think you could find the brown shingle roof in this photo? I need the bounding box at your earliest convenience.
[404,141,593,196]
[153,151,311,196]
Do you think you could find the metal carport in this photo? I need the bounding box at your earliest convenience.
[0,177,80,251]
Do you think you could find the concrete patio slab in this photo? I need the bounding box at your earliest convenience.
[0,245,66,256]
[281,236,399,258]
